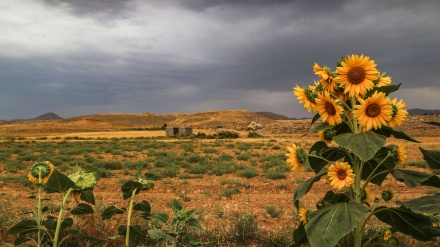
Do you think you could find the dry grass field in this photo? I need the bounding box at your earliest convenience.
[0,111,439,246]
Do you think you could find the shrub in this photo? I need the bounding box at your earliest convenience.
[221,187,241,198]
[236,152,252,161]
[217,131,239,139]
[248,132,263,138]
[237,168,259,178]
[265,205,284,218]
[265,170,286,180]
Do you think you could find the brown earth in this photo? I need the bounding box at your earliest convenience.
[1,111,440,246]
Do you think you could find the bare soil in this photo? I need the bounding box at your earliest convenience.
[1,112,440,246]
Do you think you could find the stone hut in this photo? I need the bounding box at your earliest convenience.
[166,127,193,137]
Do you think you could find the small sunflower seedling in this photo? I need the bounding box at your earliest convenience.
[101,170,159,247]
[148,199,204,247]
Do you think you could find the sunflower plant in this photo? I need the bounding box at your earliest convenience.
[101,169,160,247]
[290,54,440,247]
[7,163,101,247]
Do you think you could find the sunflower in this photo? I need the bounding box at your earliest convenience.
[353,92,392,131]
[335,54,379,97]
[381,189,394,202]
[68,168,97,191]
[299,207,308,225]
[361,186,374,204]
[314,63,338,94]
[286,143,306,172]
[315,91,344,126]
[293,85,317,113]
[327,161,355,190]
[374,72,392,87]
[396,145,407,167]
[28,161,55,184]
[383,229,392,242]
[318,129,334,144]
[387,98,408,128]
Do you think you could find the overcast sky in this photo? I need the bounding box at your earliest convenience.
[1,0,439,120]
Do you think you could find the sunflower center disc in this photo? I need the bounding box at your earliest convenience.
[366,103,381,117]
[324,102,336,115]
[347,67,366,85]
[337,170,346,180]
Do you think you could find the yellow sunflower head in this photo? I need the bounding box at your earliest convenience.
[335,54,379,97]
[381,189,394,202]
[361,186,374,204]
[395,145,407,167]
[327,161,355,190]
[383,229,392,242]
[28,161,55,184]
[387,98,408,128]
[286,143,307,172]
[298,207,309,225]
[318,129,335,144]
[293,85,317,113]
[374,72,392,87]
[315,91,344,126]
[314,63,338,94]
[353,92,393,131]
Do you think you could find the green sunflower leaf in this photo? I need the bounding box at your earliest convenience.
[309,141,328,154]
[305,202,368,247]
[133,200,151,214]
[45,170,76,194]
[396,194,440,215]
[392,169,440,188]
[6,220,38,235]
[71,203,94,215]
[373,126,420,143]
[374,206,440,241]
[292,224,308,246]
[66,230,105,247]
[310,122,327,133]
[308,147,346,174]
[117,225,142,239]
[101,206,125,220]
[148,229,172,241]
[419,147,440,173]
[311,113,321,126]
[80,190,96,205]
[13,235,34,246]
[293,168,327,209]
[121,180,143,200]
[149,212,170,224]
[365,83,401,97]
[333,131,386,161]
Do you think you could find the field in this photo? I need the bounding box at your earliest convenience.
[1,113,440,246]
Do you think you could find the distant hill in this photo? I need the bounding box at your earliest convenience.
[10,112,63,122]
[31,112,63,120]
[256,112,290,120]
[408,108,440,115]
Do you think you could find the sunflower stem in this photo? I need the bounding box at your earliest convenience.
[37,169,42,247]
[126,188,138,247]
[53,188,75,247]
[353,155,362,247]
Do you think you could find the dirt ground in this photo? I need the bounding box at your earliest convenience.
[1,115,440,246]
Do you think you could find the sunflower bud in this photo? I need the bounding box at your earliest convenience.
[138,178,154,191]
[68,169,97,191]
[381,190,394,202]
[318,129,335,144]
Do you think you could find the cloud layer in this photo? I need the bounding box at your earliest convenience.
[1,0,439,119]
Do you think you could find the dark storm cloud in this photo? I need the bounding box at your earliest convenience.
[0,0,439,120]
